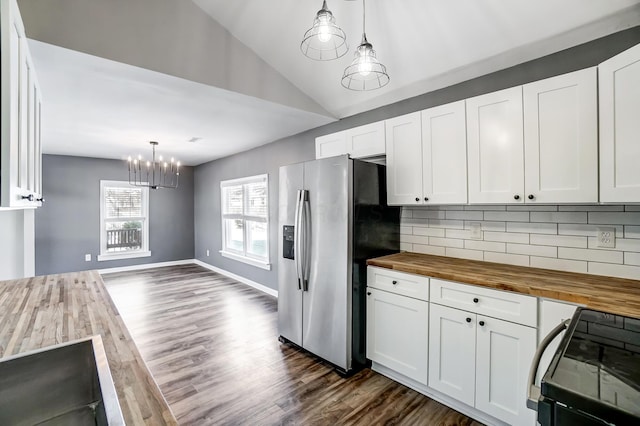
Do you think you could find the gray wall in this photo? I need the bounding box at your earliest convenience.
[194,26,640,292]
[35,154,194,275]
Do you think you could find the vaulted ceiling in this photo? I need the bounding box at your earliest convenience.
[17,0,640,165]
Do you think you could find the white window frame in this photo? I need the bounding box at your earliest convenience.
[220,174,271,270]
[98,180,151,261]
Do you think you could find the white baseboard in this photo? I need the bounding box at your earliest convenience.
[193,259,278,298]
[98,259,194,274]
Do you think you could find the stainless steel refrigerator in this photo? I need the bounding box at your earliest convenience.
[278,155,400,374]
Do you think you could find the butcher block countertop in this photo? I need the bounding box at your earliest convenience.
[0,270,177,425]
[367,252,640,318]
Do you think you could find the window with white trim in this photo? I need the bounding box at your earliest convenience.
[220,174,270,270]
[98,180,150,261]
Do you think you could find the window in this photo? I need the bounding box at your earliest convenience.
[98,180,150,261]
[220,174,270,269]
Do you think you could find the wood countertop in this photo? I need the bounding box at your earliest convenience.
[367,252,640,318]
[0,271,177,425]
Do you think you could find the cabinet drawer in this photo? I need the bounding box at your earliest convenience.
[367,267,429,301]
[430,278,537,327]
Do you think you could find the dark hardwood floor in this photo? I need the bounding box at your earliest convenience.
[102,264,483,425]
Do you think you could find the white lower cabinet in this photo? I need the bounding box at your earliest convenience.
[429,303,536,426]
[428,303,476,406]
[366,287,428,385]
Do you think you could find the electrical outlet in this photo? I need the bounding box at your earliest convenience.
[85,254,91,262]
[206,249,210,257]
[469,222,482,240]
[597,227,616,248]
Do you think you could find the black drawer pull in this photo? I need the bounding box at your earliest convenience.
[479,320,485,327]
[466,317,471,323]
[473,298,479,303]
[392,280,398,285]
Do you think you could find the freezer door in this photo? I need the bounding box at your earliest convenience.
[278,163,304,346]
[302,155,352,370]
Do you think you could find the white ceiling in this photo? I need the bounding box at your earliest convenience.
[29,40,334,166]
[193,0,640,117]
[27,0,640,165]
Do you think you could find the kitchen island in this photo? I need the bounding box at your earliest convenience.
[0,270,177,425]
[368,251,640,317]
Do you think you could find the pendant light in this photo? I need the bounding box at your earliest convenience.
[341,0,389,91]
[300,1,348,61]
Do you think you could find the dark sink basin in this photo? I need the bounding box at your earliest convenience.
[0,335,125,426]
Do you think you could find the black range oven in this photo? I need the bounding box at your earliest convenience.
[528,308,640,425]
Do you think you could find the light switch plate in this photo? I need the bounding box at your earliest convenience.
[469,222,482,240]
[85,254,91,262]
[597,227,616,248]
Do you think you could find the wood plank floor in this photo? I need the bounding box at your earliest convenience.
[102,264,483,426]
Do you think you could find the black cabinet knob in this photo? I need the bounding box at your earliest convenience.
[528,194,534,200]
[367,292,371,296]
[424,197,429,202]
[21,194,35,202]
[473,298,479,303]
[479,320,485,327]
[514,195,520,200]
[392,280,398,285]
[36,197,45,204]
[466,317,471,323]
[415,197,420,202]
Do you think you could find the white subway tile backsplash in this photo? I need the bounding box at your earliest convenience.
[588,212,640,225]
[414,227,445,237]
[588,262,640,280]
[507,243,557,258]
[484,211,530,222]
[530,257,588,273]
[399,205,640,281]
[412,244,446,256]
[445,210,484,221]
[625,226,640,239]
[429,237,464,248]
[485,252,530,267]
[507,222,557,234]
[484,231,529,244]
[429,219,464,229]
[465,240,506,253]
[445,229,474,239]
[507,205,558,212]
[400,226,413,235]
[531,212,588,224]
[558,247,623,264]
[530,234,587,248]
[624,252,640,267]
[413,209,445,219]
[446,247,484,261]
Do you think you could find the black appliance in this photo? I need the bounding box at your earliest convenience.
[528,308,640,425]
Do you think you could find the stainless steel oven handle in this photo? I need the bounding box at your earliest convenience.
[526,319,571,411]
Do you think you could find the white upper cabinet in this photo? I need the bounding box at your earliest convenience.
[385,112,423,205]
[1,0,43,208]
[315,121,385,160]
[599,43,640,203]
[467,87,525,204]
[523,68,598,203]
[315,131,348,159]
[421,101,468,204]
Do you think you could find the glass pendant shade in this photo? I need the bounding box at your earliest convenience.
[300,1,348,61]
[341,35,389,91]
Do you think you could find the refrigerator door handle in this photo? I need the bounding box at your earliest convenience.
[302,190,311,292]
[294,189,303,290]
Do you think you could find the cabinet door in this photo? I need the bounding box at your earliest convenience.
[366,288,428,384]
[421,100,468,204]
[347,121,385,158]
[536,300,577,385]
[475,316,536,426]
[385,112,423,205]
[467,87,524,204]
[524,68,598,203]
[599,43,640,203]
[428,303,475,406]
[315,131,348,159]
